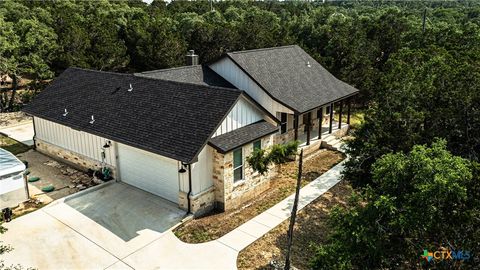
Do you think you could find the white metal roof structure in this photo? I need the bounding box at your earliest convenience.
[0,148,26,177]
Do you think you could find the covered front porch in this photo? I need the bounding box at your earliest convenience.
[299,98,352,146]
[275,98,353,147]
[297,120,344,147]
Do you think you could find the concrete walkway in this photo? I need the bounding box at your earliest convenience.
[3,159,345,270]
[0,121,34,146]
[119,159,345,269]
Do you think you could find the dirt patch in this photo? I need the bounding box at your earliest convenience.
[237,180,353,270]
[0,112,31,127]
[10,150,104,218]
[12,198,45,218]
[174,150,344,243]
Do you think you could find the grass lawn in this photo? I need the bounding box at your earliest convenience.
[237,180,353,269]
[173,150,344,243]
[0,134,31,155]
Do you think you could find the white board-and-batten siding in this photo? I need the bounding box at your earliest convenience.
[213,97,265,137]
[209,57,293,117]
[34,117,115,166]
[190,145,214,195]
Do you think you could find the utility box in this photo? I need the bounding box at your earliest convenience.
[0,148,28,208]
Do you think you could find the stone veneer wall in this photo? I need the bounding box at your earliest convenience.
[183,124,350,215]
[213,134,277,211]
[178,187,215,217]
[35,139,115,176]
[274,128,295,145]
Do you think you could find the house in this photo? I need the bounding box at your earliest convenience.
[23,45,358,216]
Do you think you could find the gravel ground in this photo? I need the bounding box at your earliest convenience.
[12,150,103,217]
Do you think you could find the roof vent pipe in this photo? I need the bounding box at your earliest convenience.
[89,115,95,124]
[306,61,311,68]
[185,50,199,66]
[127,83,133,92]
[63,108,68,117]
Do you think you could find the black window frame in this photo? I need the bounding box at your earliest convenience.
[233,148,243,182]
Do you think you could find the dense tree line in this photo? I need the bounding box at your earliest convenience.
[1,1,479,268]
[1,1,479,106]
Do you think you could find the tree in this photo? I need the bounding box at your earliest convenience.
[311,139,480,269]
[344,43,480,187]
[124,12,185,71]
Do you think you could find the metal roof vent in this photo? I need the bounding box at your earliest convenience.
[306,61,311,68]
[89,115,95,124]
[63,108,68,117]
[128,83,133,92]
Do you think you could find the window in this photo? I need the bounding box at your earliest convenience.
[253,140,261,151]
[326,105,331,115]
[233,148,243,181]
[280,113,288,134]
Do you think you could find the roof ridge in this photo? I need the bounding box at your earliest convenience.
[68,67,132,77]
[228,44,299,55]
[138,65,200,75]
[134,73,242,93]
[68,67,241,94]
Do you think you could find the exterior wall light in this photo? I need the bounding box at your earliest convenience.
[178,162,187,173]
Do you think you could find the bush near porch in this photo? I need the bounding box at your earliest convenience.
[173,150,344,243]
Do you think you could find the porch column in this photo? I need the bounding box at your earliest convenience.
[306,112,311,145]
[294,114,299,141]
[329,103,334,134]
[347,98,351,125]
[338,100,343,129]
[318,108,323,139]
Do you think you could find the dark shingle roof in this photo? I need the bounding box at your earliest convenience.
[208,121,278,153]
[23,68,242,163]
[136,65,235,88]
[225,45,359,113]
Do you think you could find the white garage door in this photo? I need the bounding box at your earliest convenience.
[117,143,179,203]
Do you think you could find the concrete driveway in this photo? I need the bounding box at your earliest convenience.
[2,182,186,269]
[0,121,34,146]
[2,160,346,269]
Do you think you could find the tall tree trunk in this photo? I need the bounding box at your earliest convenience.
[7,74,17,111]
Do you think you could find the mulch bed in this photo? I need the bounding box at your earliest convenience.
[173,150,344,243]
[237,180,353,270]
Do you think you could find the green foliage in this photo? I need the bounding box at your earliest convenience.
[267,140,300,165]
[312,139,480,269]
[246,149,269,175]
[247,140,300,175]
[1,0,480,113]
[344,44,480,187]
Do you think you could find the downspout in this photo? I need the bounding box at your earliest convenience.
[32,116,37,150]
[187,164,192,214]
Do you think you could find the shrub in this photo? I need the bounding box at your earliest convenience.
[247,140,300,174]
[246,149,270,175]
